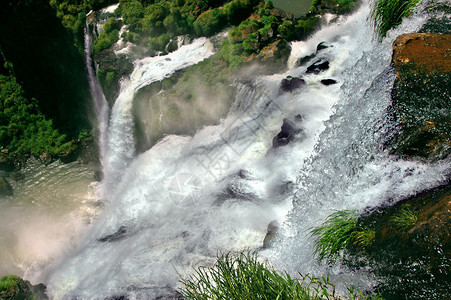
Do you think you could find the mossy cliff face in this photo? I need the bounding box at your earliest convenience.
[347,185,451,299]
[389,33,450,160]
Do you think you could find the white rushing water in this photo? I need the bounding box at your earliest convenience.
[42,1,450,298]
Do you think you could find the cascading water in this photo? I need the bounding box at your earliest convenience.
[84,24,109,173]
[42,1,449,298]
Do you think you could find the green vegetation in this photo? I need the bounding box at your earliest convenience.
[93,17,121,52]
[179,252,382,299]
[0,275,31,299]
[114,0,260,53]
[310,210,375,262]
[372,0,420,38]
[0,75,74,157]
[0,275,18,292]
[49,0,118,51]
[389,205,417,230]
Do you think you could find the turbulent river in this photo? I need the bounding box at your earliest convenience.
[1,0,449,299]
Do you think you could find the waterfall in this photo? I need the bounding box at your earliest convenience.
[45,1,449,298]
[84,25,109,174]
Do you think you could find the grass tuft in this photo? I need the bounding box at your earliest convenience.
[372,0,421,38]
[310,210,359,262]
[390,205,418,230]
[179,252,335,299]
[310,210,376,262]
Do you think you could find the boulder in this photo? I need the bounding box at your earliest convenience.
[306,59,329,74]
[316,41,330,52]
[263,220,279,248]
[279,76,305,93]
[94,170,104,182]
[320,79,337,85]
[272,118,302,148]
[296,42,331,67]
[0,177,13,197]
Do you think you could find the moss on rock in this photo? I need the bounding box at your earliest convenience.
[389,33,451,160]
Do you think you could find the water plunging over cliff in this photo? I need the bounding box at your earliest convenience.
[45,1,449,298]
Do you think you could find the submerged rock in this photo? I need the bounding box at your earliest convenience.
[0,177,13,197]
[279,76,305,93]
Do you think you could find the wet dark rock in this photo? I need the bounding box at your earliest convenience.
[57,144,81,164]
[296,53,316,66]
[306,60,329,74]
[321,79,338,85]
[94,170,104,182]
[272,118,302,148]
[390,33,451,160]
[0,155,14,172]
[294,114,303,122]
[10,172,25,182]
[296,42,332,67]
[39,151,53,165]
[99,226,128,243]
[263,220,279,248]
[279,76,305,93]
[0,177,13,197]
[316,41,331,52]
[217,185,256,203]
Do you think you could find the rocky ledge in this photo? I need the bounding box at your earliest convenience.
[390,33,450,160]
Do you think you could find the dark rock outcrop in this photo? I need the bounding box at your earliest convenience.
[320,79,337,86]
[390,33,450,160]
[306,60,329,74]
[296,41,331,67]
[263,220,279,248]
[272,118,302,148]
[99,226,128,243]
[0,155,14,172]
[279,76,305,93]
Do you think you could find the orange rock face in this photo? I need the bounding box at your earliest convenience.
[392,33,451,73]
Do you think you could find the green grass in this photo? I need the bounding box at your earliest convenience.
[179,252,383,299]
[179,252,336,299]
[372,0,421,38]
[310,210,359,262]
[310,210,376,262]
[390,205,417,230]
